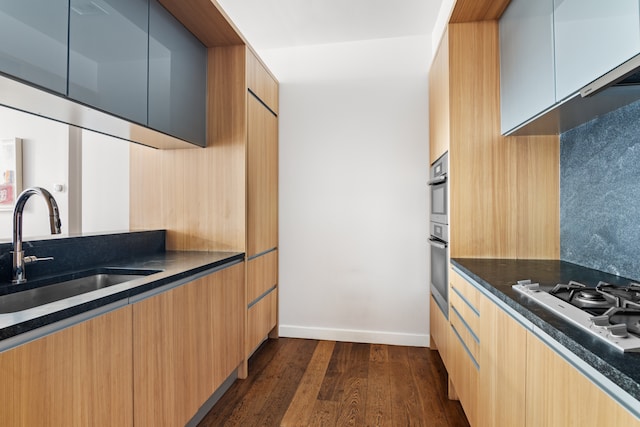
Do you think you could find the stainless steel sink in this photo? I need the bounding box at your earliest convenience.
[0,269,161,313]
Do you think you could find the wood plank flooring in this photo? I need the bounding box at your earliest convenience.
[198,338,469,427]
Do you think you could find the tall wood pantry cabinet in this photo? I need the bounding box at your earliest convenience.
[130,44,279,376]
[245,50,279,358]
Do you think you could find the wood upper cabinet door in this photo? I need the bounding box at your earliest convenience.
[133,263,244,427]
[429,28,450,164]
[0,306,133,427]
[247,50,279,114]
[247,93,278,257]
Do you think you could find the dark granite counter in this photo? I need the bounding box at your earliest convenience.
[451,258,640,404]
[0,231,243,346]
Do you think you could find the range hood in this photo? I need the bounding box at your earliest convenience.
[508,53,640,136]
[581,53,640,97]
[0,73,198,150]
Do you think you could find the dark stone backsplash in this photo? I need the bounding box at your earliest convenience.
[561,98,640,281]
[0,230,165,285]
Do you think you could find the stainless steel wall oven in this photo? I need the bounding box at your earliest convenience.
[429,153,448,224]
[429,152,449,317]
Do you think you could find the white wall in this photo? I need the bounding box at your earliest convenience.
[431,0,456,61]
[0,107,70,240]
[81,129,129,233]
[0,106,130,242]
[261,35,431,346]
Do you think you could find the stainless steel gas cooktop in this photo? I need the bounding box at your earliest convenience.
[514,279,640,352]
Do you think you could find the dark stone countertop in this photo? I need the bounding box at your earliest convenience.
[0,250,244,342]
[452,258,640,403]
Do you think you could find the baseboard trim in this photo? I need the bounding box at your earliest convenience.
[279,325,429,347]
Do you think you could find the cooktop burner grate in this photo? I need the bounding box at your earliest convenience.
[513,280,640,352]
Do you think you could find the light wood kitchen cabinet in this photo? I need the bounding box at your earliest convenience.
[247,287,278,354]
[247,88,278,257]
[429,21,559,260]
[0,306,133,427]
[526,332,640,426]
[448,269,480,426]
[478,292,527,427]
[247,49,279,114]
[450,267,640,427]
[246,250,278,355]
[130,43,279,371]
[132,263,244,427]
[446,268,528,427]
[429,294,450,370]
[429,29,450,164]
[245,49,279,357]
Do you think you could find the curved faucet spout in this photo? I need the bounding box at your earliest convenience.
[12,187,62,284]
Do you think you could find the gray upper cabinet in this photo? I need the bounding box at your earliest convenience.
[0,0,68,94]
[554,0,640,101]
[500,0,555,134]
[149,0,207,147]
[68,0,149,125]
[0,0,206,148]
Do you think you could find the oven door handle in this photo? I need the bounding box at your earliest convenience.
[428,174,447,186]
[429,237,448,249]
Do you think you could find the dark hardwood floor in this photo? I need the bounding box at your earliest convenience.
[198,338,470,427]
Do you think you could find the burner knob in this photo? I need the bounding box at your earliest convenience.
[605,324,629,338]
[589,315,610,328]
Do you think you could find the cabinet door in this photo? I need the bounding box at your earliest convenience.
[499,0,555,134]
[247,249,278,304]
[554,0,640,101]
[429,294,450,370]
[247,287,278,354]
[247,50,279,113]
[247,93,278,257]
[0,0,68,94]
[0,306,133,426]
[247,250,278,356]
[448,270,480,426]
[149,0,207,147]
[68,0,148,124]
[526,333,640,426]
[429,29,450,164]
[133,263,244,426]
[478,294,527,427]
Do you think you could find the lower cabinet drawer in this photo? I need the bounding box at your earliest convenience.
[450,286,480,336]
[247,287,278,354]
[247,250,278,304]
[450,323,479,427]
[450,305,479,362]
[450,268,480,312]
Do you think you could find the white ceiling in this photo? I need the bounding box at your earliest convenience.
[217,0,444,50]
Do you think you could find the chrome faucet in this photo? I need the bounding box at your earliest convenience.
[12,187,62,284]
